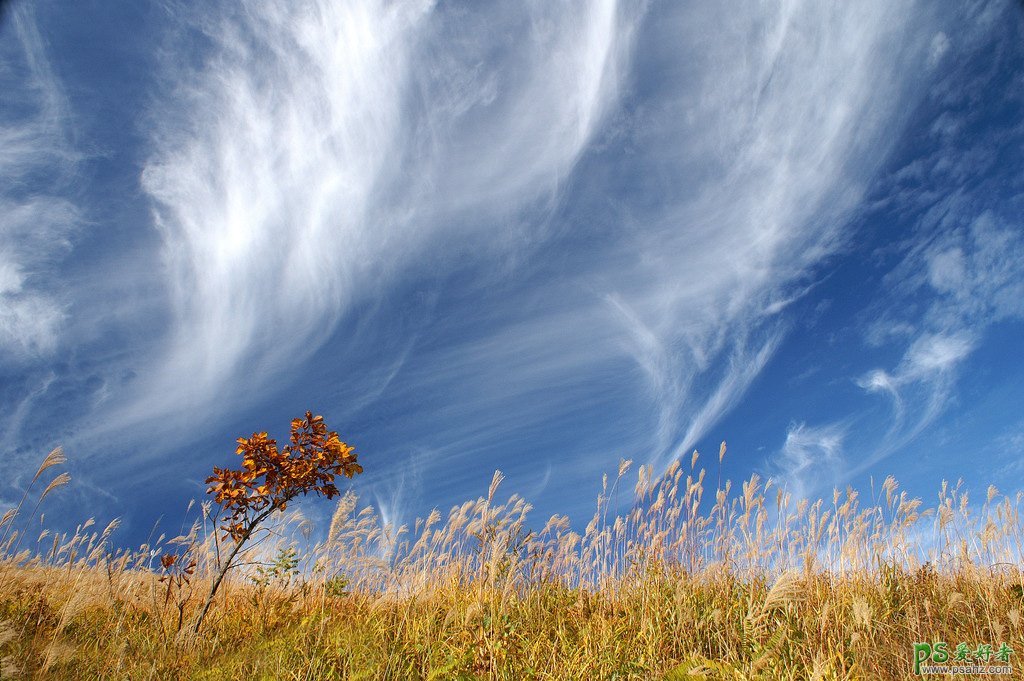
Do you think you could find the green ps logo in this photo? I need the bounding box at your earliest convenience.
[913,642,949,675]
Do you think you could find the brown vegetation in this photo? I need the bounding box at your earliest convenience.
[1,437,1022,679]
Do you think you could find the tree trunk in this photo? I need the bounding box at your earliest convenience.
[192,506,276,633]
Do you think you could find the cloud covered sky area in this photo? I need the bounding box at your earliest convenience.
[2,0,1023,539]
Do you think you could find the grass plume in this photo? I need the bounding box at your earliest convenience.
[0,446,1022,679]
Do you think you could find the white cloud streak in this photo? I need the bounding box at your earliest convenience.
[783,2,1023,482]
[81,0,951,510]
[852,210,1024,474]
[774,422,847,500]
[129,0,636,433]
[0,6,79,358]
[577,0,939,469]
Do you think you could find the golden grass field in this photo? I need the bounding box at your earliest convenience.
[2,446,1022,679]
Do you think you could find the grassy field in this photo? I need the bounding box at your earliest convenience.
[2,447,1022,679]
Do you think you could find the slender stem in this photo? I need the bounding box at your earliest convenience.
[0,482,34,556]
[193,505,279,633]
[204,505,222,571]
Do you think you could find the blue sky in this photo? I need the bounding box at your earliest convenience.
[2,0,1023,543]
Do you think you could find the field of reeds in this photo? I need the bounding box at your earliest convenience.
[2,445,1023,680]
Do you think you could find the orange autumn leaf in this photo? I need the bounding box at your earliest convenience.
[205,411,362,542]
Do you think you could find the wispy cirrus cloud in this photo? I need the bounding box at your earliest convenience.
[0,0,974,533]
[396,1,945,495]
[850,0,1024,469]
[0,6,79,359]
[123,0,638,439]
[766,3,1023,485]
[851,209,1024,475]
[774,422,847,500]
[104,0,953,503]
[574,1,943,473]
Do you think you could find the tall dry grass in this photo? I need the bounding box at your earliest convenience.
[1,446,1022,679]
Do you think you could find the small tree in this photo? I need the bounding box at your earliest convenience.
[193,411,362,632]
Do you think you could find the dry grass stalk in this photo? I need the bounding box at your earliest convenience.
[2,446,1023,679]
